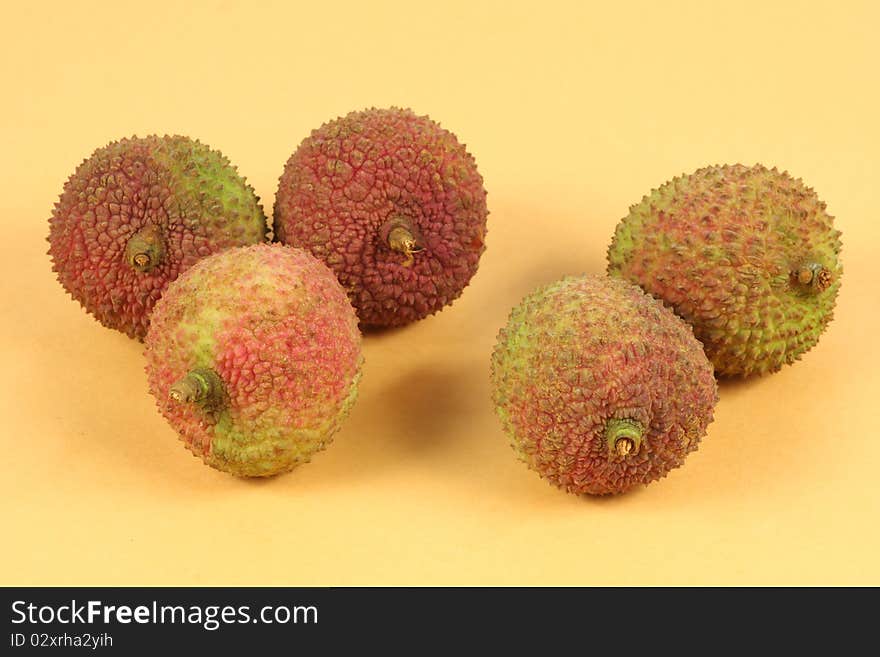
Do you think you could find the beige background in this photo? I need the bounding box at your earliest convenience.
[1,0,877,585]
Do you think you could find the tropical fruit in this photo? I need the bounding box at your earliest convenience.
[48,135,267,339]
[608,164,842,376]
[144,244,362,477]
[490,275,717,495]
[274,107,488,327]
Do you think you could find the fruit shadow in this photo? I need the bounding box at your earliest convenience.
[351,360,657,508]
[716,373,767,397]
[359,322,416,339]
[306,357,488,489]
[378,365,477,453]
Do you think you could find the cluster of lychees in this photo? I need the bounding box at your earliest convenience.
[48,107,841,494]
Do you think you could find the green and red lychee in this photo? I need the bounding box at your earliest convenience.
[48,135,267,339]
[273,107,488,328]
[145,244,362,477]
[607,164,842,376]
[490,275,717,496]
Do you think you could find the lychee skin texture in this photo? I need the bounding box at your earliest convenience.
[490,275,717,496]
[145,244,363,477]
[48,135,267,340]
[273,107,488,327]
[607,164,842,377]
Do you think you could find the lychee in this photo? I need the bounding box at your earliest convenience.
[145,244,362,477]
[48,135,267,339]
[490,275,717,495]
[607,164,842,376]
[273,107,488,327]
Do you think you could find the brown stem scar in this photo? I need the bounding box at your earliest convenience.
[792,262,833,293]
[381,217,424,267]
[615,437,635,456]
[605,418,644,458]
[125,224,165,273]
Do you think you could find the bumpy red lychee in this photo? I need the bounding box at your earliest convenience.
[48,135,267,339]
[273,107,488,327]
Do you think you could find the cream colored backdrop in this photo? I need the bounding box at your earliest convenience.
[0,0,877,585]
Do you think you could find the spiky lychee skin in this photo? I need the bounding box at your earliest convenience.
[48,135,267,340]
[490,275,717,496]
[144,244,362,477]
[607,164,842,377]
[273,107,488,327]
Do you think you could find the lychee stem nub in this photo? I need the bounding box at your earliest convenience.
[616,437,635,456]
[383,217,424,267]
[169,368,223,406]
[794,262,833,293]
[125,224,165,273]
[606,418,644,458]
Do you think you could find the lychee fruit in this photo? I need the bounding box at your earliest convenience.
[273,107,488,328]
[48,135,267,339]
[145,244,362,477]
[607,164,842,376]
[490,275,717,496]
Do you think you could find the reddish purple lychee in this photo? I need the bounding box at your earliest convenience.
[273,107,488,327]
